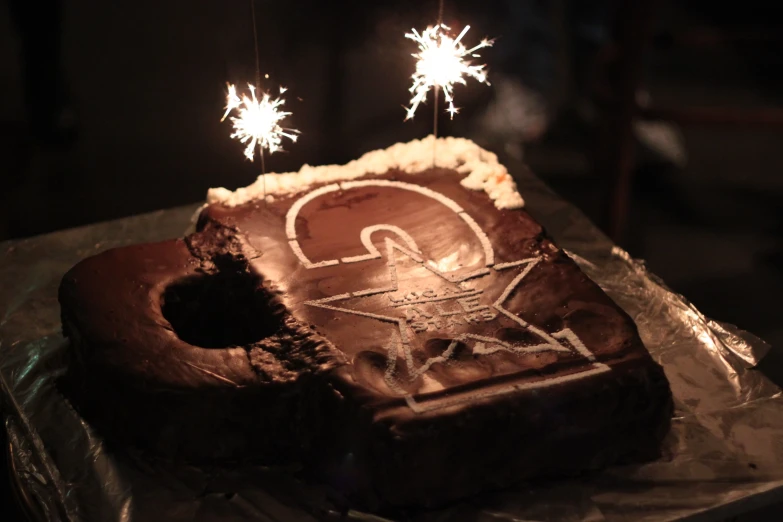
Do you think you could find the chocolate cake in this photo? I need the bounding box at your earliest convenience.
[59,137,673,509]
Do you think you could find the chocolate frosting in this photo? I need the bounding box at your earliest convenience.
[59,168,673,509]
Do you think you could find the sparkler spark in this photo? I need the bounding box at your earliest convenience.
[221,83,299,161]
[405,23,493,121]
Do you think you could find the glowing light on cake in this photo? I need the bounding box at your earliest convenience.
[221,83,299,161]
[404,23,493,121]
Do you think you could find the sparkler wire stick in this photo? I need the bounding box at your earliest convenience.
[251,0,261,88]
[250,0,268,202]
[433,84,439,167]
[433,0,444,165]
[221,3,299,204]
[405,0,493,166]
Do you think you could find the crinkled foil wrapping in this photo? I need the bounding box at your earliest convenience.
[2,170,782,521]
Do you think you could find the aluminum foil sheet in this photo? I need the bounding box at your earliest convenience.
[2,169,782,522]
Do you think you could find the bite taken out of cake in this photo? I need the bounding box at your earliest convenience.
[58,136,673,510]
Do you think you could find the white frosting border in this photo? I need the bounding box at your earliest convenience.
[206,135,525,210]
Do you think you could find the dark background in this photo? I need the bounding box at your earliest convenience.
[1,1,782,520]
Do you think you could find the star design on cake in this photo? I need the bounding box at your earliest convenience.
[304,236,602,400]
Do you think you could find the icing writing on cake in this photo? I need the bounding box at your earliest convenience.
[287,181,609,412]
[388,287,499,331]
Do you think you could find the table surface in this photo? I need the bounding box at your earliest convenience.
[1,428,27,521]
[0,205,198,522]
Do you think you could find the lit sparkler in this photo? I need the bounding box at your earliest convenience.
[221,83,299,161]
[404,23,493,121]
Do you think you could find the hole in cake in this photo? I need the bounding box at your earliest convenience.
[161,257,281,348]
